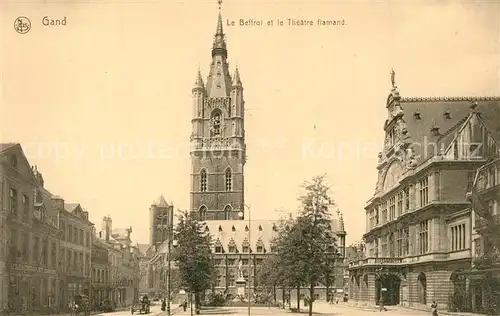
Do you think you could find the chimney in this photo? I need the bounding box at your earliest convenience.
[51,196,65,211]
[102,216,112,242]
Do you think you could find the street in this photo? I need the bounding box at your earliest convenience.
[167,303,438,316]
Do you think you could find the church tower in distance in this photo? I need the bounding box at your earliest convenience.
[190,2,246,221]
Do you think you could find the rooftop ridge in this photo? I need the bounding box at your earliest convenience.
[401,96,500,102]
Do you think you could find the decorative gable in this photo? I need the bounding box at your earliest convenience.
[256,237,265,253]
[228,237,237,253]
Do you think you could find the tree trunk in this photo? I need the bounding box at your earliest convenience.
[308,283,314,316]
[282,287,285,309]
[273,285,277,303]
[297,285,300,310]
[325,278,330,302]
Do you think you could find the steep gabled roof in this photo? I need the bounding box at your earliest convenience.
[398,97,500,162]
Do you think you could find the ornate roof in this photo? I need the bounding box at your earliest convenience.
[390,92,500,163]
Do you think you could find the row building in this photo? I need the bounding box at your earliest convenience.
[0,143,140,315]
[348,77,500,313]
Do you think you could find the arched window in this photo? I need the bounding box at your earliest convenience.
[223,205,232,220]
[200,169,207,192]
[225,168,232,191]
[199,206,207,221]
[210,110,222,137]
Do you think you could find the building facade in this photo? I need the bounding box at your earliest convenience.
[348,81,500,311]
[96,216,140,307]
[461,156,500,313]
[0,144,62,314]
[189,7,246,222]
[91,236,111,308]
[54,197,93,308]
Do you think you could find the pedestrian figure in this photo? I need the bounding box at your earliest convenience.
[183,300,187,311]
[161,299,166,311]
[431,301,439,316]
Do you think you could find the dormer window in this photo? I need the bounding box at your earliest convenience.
[215,246,222,253]
[414,110,421,120]
[257,246,264,253]
[242,246,249,253]
[444,110,451,119]
[228,245,236,253]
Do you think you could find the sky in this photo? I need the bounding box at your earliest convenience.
[1,0,499,246]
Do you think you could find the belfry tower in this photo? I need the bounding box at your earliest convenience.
[190,0,246,221]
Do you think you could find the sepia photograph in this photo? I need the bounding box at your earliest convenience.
[1,1,499,316]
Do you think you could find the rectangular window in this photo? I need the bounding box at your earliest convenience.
[242,246,249,253]
[68,225,72,243]
[256,246,263,253]
[10,228,18,259]
[33,236,40,265]
[228,246,236,253]
[419,177,429,207]
[451,223,466,251]
[404,187,410,212]
[381,202,388,224]
[397,192,403,217]
[22,195,29,220]
[419,220,429,254]
[42,238,48,267]
[9,188,18,215]
[389,197,396,221]
[80,229,84,246]
[242,259,249,265]
[22,233,29,262]
[51,242,57,268]
[228,273,235,286]
[381,236,387,257]
[215,246,222,253]
[397,229,403,257]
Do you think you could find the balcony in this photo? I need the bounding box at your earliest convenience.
[349,257,403,268]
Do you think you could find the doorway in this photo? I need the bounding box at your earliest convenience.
[375,274,400,306]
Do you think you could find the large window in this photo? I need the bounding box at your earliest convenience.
[381,202,388,224]
[225,168,232,191]
[397,192,403,217]
[22,195,29,220]
[200,169,207,192]
[419,177,429,207]
[419,220,429,254]
[9,188,18,215]
[389,197,396,221]
[404,187,410,212]
[451,223,466,251]
[381,235,387,257]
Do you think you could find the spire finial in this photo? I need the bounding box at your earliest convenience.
[218,0,222,11]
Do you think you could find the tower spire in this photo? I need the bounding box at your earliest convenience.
[212,0,227,58]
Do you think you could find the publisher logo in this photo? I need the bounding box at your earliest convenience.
[14,17,31,34]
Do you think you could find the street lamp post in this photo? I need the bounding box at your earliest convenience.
[238,204,251,316]
[166,206,174,316]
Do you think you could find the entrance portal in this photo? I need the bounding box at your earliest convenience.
[375,274,400,306]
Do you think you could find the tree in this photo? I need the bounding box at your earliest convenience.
[172,211,215,313]
[295,175,338,316]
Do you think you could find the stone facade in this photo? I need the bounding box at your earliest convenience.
[91,236,111,308]
[1,144,63,314]
[189,10,246,222]
[348,84,500,311]
[96,217,140,307]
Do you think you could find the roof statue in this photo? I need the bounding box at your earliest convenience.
[390,68,396,89]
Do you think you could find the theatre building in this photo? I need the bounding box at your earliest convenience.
[348,80,500,311]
